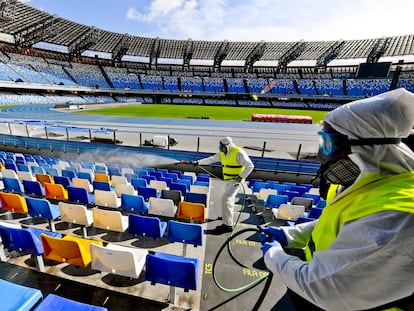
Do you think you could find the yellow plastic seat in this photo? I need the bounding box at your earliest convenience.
[44,182,68,200]
[0,191,28,214]
[177,201,206,222]
[40,233,103,268]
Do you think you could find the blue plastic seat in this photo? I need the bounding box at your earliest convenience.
[92,180,112,191]
[282,181,296,190]
[175,179,191,191]
[131,178,148,190]
[23,180,45,197]
[196,173,209,183]
[34,293,107,311]
[252,181,270,193]
[17,163,30,172]
[145,252,198,291]
[128,214,167,239]
[125,173,138,183]
[120,193,148,213]
[307,207,324,219]
[2,177,24,193]
[62,168,77,180]
[158,176,173,187]
[194,181,209,187]
[0,225,62,271]
[185,192,207,205]
[141,175,156,184]
[167,220,203,247]
[0,278,43,311]
[25,196,61,231]
[169,170,183,179]
[78,171,93,183]
[30,166,45,175]
[137,186,158,201]
[143,167,155,174]
[53,175,73,189]
[180,174,194,184]
[290,185,307,196]
[5,160,18,172]
[248,178,263,188]
[44,167,59,177]
[266,194,289,209]
[281,190,300,201]
[67,186,95,205]
[170,182,187,196]
[165,172,179,182]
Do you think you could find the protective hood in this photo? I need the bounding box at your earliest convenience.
[324,88,414,175]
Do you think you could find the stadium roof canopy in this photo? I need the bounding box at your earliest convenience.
[0,1,413,67]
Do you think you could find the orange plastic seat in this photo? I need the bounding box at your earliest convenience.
[0,191,28,214]
[44,182,68,200]
[40,233,103,268]
[35,173,54,187]
[177,201,206,222]
[94,173,111,185]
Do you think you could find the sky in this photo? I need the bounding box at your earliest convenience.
[20,0,414,42]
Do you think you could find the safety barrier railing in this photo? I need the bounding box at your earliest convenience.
[0,134,320,176]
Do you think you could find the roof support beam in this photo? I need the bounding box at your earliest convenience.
[367,37,389,63]
[68,26,101,58]
[14,15,58,48]
[213,40,229,71]
[112,34,130,65]
[245,40,266,73]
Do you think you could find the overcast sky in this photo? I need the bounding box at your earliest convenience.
[22,0,413,42]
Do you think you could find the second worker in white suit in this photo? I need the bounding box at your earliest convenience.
[196,137,254,234]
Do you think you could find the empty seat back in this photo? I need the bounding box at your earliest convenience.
[91,243,147,279]
[148,197,177,218]
[177,201,206,222]
[120,193,148,213]
[145,252,198,291]
[40,233,103,267]
[128,213,167,239]
[92,208,128,232]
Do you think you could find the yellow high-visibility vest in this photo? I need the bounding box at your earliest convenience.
[304,172,414,311]
[305,172,414,260]
[220,146,244,180]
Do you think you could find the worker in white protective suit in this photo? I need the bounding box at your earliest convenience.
[196,137,254,234]
[259,88,414,311]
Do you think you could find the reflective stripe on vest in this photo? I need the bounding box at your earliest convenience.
[219,146,244,180]
[305,172,414,261]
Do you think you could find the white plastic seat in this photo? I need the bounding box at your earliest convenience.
[115,184,137,197]
[189,184,209,195]
[121,167,134,176]
[17,170,36,182]
[257,188,277,201]
[94,189,121,208]
[58,201,93,237]
[148,197,177,218]
[111,175,128,187]
[149,180,168,193]
[272,203,305,221]
[92,208,128,232]
[90,243,147,279]
[1,168,18,179]
[72,177,94,193]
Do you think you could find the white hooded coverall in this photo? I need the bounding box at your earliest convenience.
[264,88,414,311]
